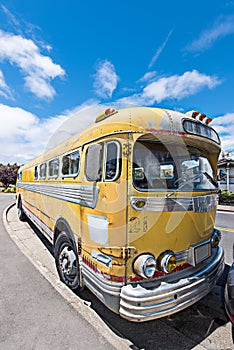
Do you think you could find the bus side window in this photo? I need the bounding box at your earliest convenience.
[34,166,38,180]
[39,163,47,180]
[18,171,22,180]
[85,144,103,181]
[104,141,121,181]
[62,151,80,177]
[48,158,59,178]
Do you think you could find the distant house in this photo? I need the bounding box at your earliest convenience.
[218,153,234,192]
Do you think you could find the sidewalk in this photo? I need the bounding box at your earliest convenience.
[217,204,234,212]
[3,203,131,350]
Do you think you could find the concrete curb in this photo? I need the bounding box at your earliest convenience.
[3,203,132,350]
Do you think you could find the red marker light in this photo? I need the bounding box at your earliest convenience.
[205,118,212,124]
[192,111,200,118]
[199,113,206,121]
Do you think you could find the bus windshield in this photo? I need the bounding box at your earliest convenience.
[132,141,217,192]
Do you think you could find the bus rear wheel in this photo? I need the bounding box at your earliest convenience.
[54,232,80,292]
[17,198,26,221]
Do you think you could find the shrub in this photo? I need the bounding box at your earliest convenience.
[4,185,16,193]
[219,190,234,205]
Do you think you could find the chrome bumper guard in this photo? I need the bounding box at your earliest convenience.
[119,246,224,322]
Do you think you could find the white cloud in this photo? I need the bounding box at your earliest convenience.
[138,71,157,83]
[0,100,103,164]
[0,104,40,164]
[185,15,234,53]
[149,29,173,69]
[119,70,221,106]
[24,75,56,100]
[0,69,12,98]
[0,30,65,99]
[143,70,219,103]
[1,5,21,32]
[93,60,119,99]
[212,113,234,152]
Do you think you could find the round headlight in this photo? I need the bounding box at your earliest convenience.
[133,254,156,279]
[157,251,177,273]
[211,228,221,248]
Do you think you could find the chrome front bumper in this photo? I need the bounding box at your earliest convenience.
[119,246,224,322]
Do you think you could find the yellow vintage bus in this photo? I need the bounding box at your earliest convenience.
[16,107,224,322]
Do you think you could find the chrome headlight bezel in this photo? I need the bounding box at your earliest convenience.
[157,250,177,274]
[132,253,156,279]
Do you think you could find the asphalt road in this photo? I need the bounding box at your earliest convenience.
[0,193,120,350]
[216,210,234,266]
[1,194,234,350]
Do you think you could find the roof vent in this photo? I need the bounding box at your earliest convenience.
[95,108,117,123]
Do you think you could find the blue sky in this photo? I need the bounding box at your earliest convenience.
[0,0,234,164]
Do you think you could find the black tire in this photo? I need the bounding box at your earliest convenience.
[17,199,26,221]
[54,232,80,292]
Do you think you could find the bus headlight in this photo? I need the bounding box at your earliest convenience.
[211,229,221,248]
[157,251,177,273]
[133,254,156,279]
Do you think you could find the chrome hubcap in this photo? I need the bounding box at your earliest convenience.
[59,246,77,276]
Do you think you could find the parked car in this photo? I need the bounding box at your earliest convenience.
[225,246,234,324]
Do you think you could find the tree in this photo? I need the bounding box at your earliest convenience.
[0,164,19,188]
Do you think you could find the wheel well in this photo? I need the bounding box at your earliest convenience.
[53,218,77,250]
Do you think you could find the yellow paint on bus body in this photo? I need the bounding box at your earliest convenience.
[16,107,224,321]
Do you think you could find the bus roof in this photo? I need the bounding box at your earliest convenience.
[20,107,220,169]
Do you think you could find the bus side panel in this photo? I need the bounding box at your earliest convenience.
[80,142,128,284]
[19,167,43,226]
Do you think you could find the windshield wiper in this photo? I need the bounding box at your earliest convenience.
[203,171,218,188]
[166,172,218,198]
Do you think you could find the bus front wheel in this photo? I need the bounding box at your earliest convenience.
[54,232,80,292]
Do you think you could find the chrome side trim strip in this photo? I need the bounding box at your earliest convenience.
[131,194,218,212]
[17,182,99,209]
[23,205,53,243]
[175,249,188,262]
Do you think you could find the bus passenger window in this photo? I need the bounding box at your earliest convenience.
[48,158,59,178]
[86,144,103,181]
[62,151,80,177]
[104,141,121,181]
[39,163,47,179]
[34,166,38,180]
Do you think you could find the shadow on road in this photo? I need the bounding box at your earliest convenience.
[77,270,229,350]
[27,217,231,349]
[27,219,54,256]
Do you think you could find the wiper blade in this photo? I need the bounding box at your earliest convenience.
[166,174,201,198]
[203,171,218,188]
[166,172,218,198]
